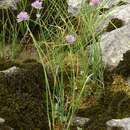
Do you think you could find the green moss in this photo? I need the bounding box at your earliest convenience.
[0,59,51,129]
[78,74,130,130]
[0,58,16,70]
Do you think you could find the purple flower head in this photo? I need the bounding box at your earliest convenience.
[17,11,29,23]
[31,0,42,9]
[65,35,76,44]
[89,0,100,6]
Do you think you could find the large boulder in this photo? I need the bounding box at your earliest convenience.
[0,60,51,129]
[100,23,130,71]
[98,2,130,72]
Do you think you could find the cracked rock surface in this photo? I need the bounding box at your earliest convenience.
[106,118,130,130]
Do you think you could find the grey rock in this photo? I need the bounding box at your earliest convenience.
[67,0,129,16]
[0,66,20,76]
[111,4,130,24]
[102,0,130,8]
[0,118,5,124]
[100,23,130,71]
[0,0,20,10]
[67,0,85,16]
[98,4,130,32]
[106,118,130,130]
[73,116,90,127]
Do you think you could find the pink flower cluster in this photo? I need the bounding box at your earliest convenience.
[16,0,100,23]
[31,0,42,9]
[65,35,76,44]
[17,11,29,23]
[16,0,99,45]
[17,0,42,23]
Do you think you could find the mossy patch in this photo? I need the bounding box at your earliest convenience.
[78,74,130,130]
[0,59,52,129]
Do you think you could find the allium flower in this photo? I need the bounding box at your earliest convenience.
[65,35,76,44]
[17,11,29,23]
[31,0,42,9]
[89,0,100,6]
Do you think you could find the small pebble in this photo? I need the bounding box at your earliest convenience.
[0,117,5,124]
[73,116,90,127]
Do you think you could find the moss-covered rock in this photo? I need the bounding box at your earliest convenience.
[78,74,130,130]
[0,59,52,129]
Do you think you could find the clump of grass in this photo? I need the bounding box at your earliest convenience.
[26,1,105,130]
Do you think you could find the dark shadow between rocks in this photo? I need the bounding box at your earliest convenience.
[99,8,109,15]
[117,1,128,6]
[106,18,124,32]
[115,50,130,77]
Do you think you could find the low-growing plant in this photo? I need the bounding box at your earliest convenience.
[25,0,105,130]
